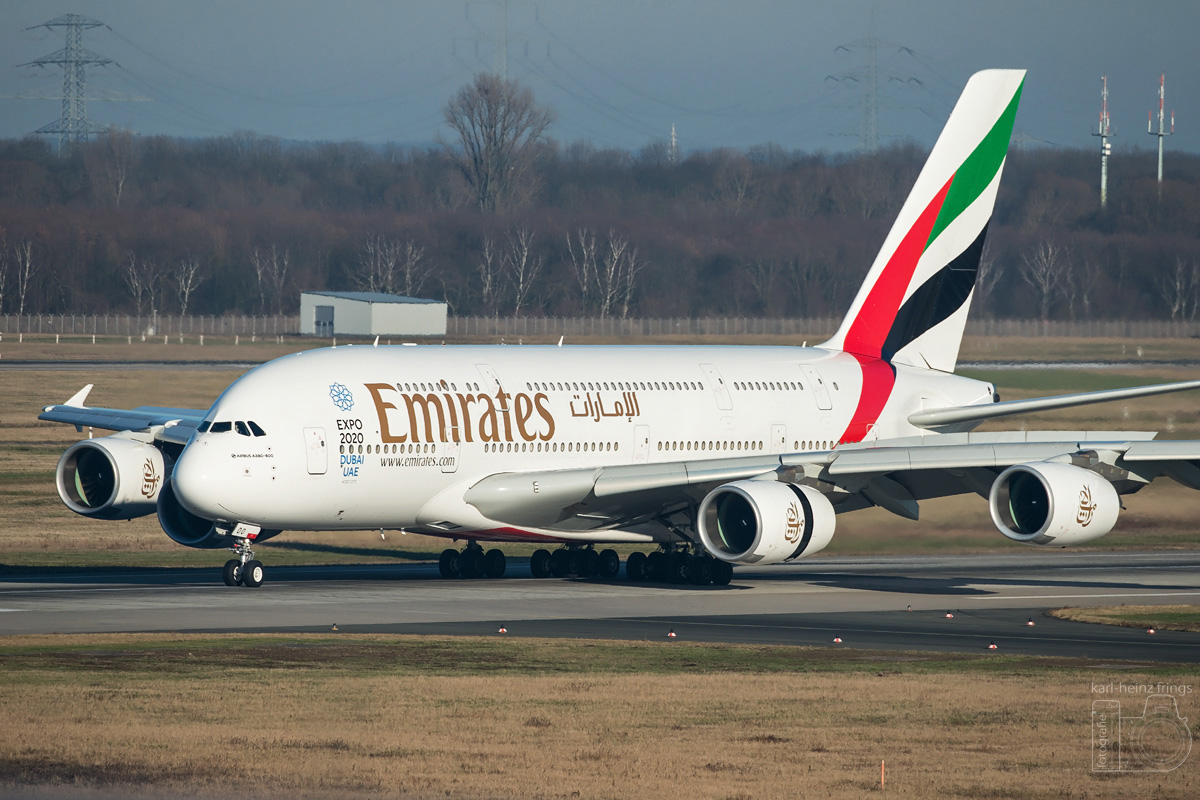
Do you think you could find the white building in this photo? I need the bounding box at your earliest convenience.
[299,291,447,337]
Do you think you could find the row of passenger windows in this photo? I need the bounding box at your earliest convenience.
[198,420,266,437]
[486,441,617,453]
[343,443,437,455]
[660,440,763,452]
[398,380,480,393]
[527,380,700,392]
[340,438,836,458]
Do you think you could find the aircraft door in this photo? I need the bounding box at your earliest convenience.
[304,427,327,475]
[800,365,833,410]
[700,364,733,410]
[770,423,787,454]
[441,426,460,473]
[633,425,650,463]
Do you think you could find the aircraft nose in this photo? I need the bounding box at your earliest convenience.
[171,441,222,519]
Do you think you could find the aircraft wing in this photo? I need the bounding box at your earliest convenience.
[463,430,1199,530]
[39,384,205,445]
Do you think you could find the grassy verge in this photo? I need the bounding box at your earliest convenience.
[0,634,1197,799]
[1050,605,1200,633]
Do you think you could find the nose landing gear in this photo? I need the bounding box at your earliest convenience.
[222,537,264,588]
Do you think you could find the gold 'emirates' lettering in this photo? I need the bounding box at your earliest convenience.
[365,383,555,444]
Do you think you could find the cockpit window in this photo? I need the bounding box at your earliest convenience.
[197,421,211,433]
[248,421,267,437]
[235,421,251,437]
[209,421,232,433]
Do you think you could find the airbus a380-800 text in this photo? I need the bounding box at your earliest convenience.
[41,70,1200,588]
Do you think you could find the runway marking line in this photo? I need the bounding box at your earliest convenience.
[972,591,1200,601]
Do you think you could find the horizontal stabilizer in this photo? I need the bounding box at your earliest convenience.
[909,379,1200,429]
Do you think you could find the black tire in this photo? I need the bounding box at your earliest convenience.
[222,559,242,587]
[438,548,460,579]
[459,548,484,579]
[550,549,570,578]
[578,549,599,578]
[242,559,264,588]
[530,548,552,578]
[565,549,582,576]
[484,548,507,579]
[626,551,647,581]
[644,551,665,582]
[711,560,734,586]
[668,552,689,584]
[688,556,713,586]
[597,549,621,579]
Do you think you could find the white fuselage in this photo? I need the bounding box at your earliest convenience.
[171,344,993,542]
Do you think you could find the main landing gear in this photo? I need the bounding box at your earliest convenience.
[439,542,507,579]
[528,545,622,579]
[623,547,733,586]
[222,538,265,588]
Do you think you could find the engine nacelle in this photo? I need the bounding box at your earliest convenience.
[989,462,1119,547]
[156,478,226,548]
[698,480,836,565]
[55,436,166,520]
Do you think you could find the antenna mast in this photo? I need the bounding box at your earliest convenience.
[1092,75,1113,209]
[1147,72,1174,200]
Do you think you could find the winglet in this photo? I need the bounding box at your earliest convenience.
[64,384,94,408]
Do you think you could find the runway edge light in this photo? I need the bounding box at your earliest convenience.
[988,641,998,650]
[498,624,507,634]
[667,628,677,639]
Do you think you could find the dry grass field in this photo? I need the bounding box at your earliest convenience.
[0,634,1196,799]
[3,336,1200,569]
[1051,605,1200,633]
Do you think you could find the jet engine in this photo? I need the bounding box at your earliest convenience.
[55,436,166,520]
[698,480,835,564]
[156,478,225,548]
[989,462,1119,547]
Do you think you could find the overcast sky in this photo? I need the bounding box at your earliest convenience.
[1,1,1196,155]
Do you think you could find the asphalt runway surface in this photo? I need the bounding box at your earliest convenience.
[2,551,1198,662]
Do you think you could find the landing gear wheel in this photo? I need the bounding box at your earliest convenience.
[668,551,689,584]
[597,549,621,579]
[438,548,460,579]
[459,548,484,579]
[550,549,570,578]
[222,559,242,587]
[688,556,713,586]
[626,551,647,581]
[578,549,599,578]
[530,549,552,578]
[484,549,507,579]
[711,560,734,586]
[242,560,265,588]
[644,551,665,582]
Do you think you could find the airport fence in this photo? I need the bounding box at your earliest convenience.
[2,314,1199,340]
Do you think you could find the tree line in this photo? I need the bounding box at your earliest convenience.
[0,75,1197,322]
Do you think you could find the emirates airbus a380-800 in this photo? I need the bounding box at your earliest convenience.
[41,70,1200,588]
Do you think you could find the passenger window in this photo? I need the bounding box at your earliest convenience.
[210,421,232,433]
[197,421,211,433]
[248,421,267,437]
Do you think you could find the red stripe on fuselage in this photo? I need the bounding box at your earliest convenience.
[841,175,955,360]
[840,354,897,444]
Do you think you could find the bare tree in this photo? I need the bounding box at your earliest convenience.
[566,228,598,313]
[352,233,399,294]
[742,258,777,312]
[1019,240,1067,321]
[13,240,38,327]
[477,236,500,314]
[124,252,165,320]
[503,225,543,316]
[1157,256,1200,321]
[714,153,756,216]
[251,245,290,314]
[84,127,136,207]
[441,73,555,212]
[172,257,204,317]
[397,239,431,297]
[0,234,7,314]
[973,247,1002,318]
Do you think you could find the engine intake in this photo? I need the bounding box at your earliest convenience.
[156,478,225,548]
[55,437,165,520]
[989,462,1119,547]
[698,480,835,565]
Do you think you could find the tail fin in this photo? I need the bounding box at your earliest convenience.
[822,69,1025,373]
